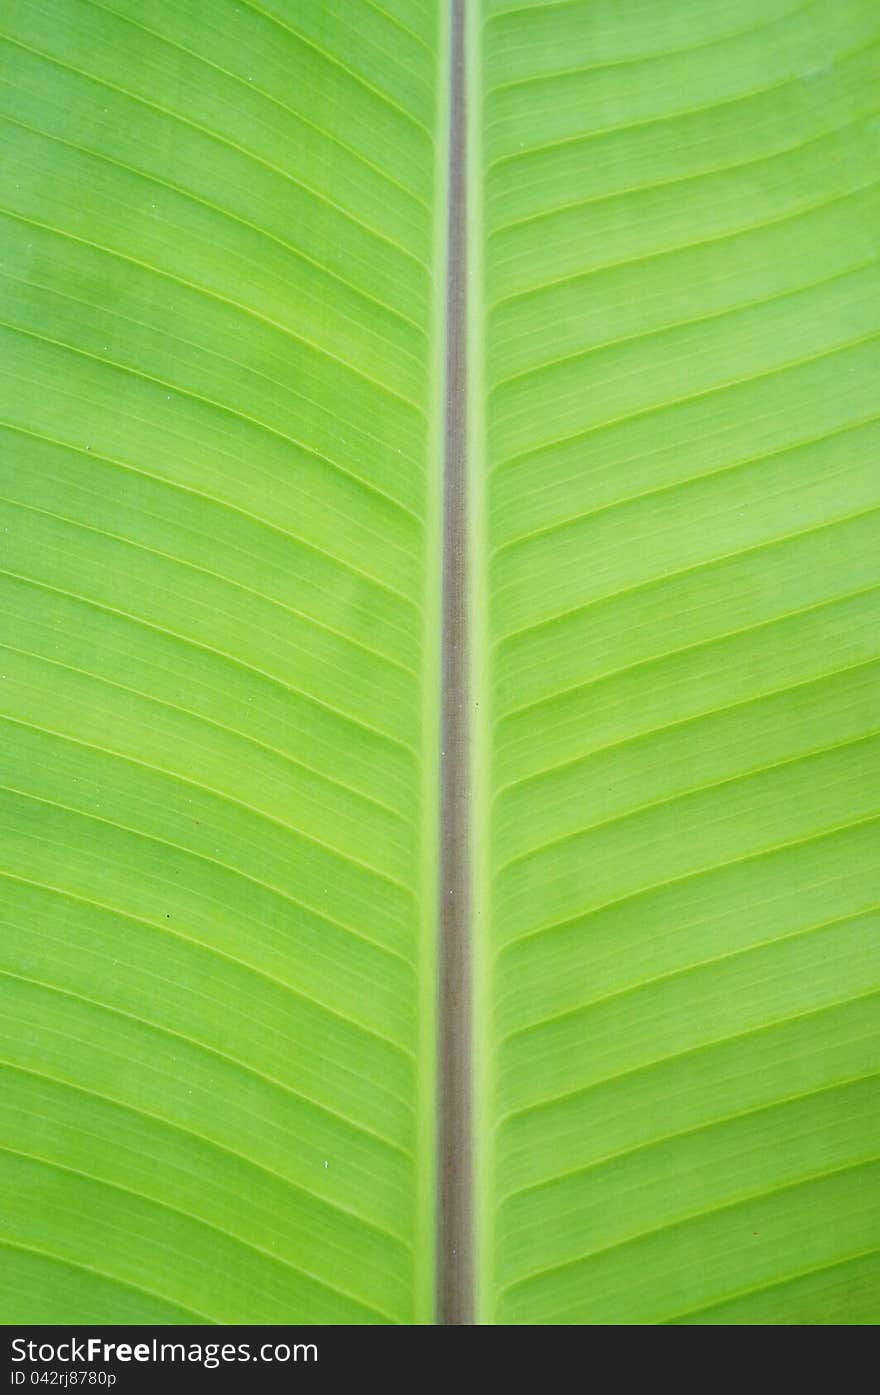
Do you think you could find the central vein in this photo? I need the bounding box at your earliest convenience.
[437,0,473,1327]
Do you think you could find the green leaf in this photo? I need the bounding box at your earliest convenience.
[1,0,878,1326]
[0,0,440,1326]
[477,0,880,1325]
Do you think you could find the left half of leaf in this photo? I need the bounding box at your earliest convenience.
[0,0,444,1325]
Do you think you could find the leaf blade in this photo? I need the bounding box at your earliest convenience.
[481,0,880,1324]
[0,0,441,1324]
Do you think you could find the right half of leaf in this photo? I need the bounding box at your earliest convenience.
[480,0,880,1324]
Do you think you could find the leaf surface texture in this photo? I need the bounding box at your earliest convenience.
[1,0,878,1326]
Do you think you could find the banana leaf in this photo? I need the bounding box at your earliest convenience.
[0,0,877,1325]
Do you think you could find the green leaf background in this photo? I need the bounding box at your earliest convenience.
[1,0,878,1325]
